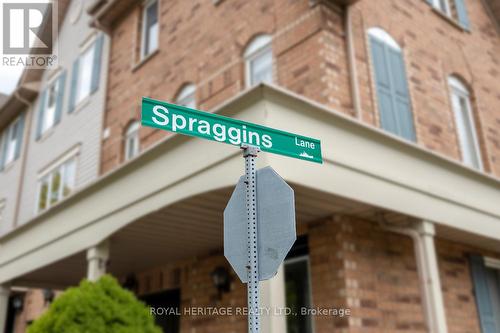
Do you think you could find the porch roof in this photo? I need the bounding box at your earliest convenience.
[1,84,499,287]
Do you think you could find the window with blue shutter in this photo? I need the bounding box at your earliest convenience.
[90,34,104,94]
[14,112,25,160]
[454,0,470,29]
[0,114,25,169]
[36,89,47,140]
[426,0,470,29]
[368,28,416,141]
[0,131,7,171]
[470,255,500,333]
[68,58,80,113]
[54,71,66,125]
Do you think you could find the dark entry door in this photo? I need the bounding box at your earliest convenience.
[141,289,180,333]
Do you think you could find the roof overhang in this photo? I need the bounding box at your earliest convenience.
[1,84,499,285]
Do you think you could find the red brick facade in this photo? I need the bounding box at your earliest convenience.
[130,215,500,333]
[101,0,500,177]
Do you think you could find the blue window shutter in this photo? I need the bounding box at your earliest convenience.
[370,36,399,136]
[455,0,470,29]
[54,70,66,125]
[90,34,104,94]
[36,89,47,140]
[370,36,415,141]
[469,255,499,333]
[14,112,26,160]
[0,132,7,171]
[387,47,416,141]
[68,58,80,113]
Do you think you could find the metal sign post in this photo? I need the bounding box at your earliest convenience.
[243,145,260,333]
[141,97,319,333]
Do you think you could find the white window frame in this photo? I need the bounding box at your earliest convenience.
[284,255,315,333]
[42,75,61,134]
[176,84,196,108]
[4,117,20,166]
[368,27,401,51]
[35,151,78,214]
[432,0,451,17]
[125,121,140,161]
[244,35,273,88]
[140,0,159,59]
[432,0,452,17]
[76,40,96,106]
[448,77,483,170]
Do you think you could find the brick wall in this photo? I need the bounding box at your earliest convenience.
[350,0,500,174]
[436,238,500,333]
[100,0,500,178]
[133,215,433,333]
[100,0,350,174]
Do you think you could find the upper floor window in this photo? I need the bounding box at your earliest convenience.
[76,44,95,104]
[68,34,104,113]
[368,28,416,142]
[37,156,77,213]
[125,121,140,161]
[448,76,482,169]
[176,84,196,109]
[141,0,159,59]
[432,0,452,16]
[244,35,273,88]
[427,0,470,29]
[36,73,66,139]
[0,114,26,170]
[43,78,62,133]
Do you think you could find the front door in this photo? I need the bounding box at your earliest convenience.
[141,289,180,333]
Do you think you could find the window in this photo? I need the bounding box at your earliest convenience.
[67,34,104,113]
[244,35,273,88]
[448,77,482,169]
[42,79,60,133]
[368,28,416,141]
[141,0,159,59]
[0,114,25,169]
[432,0,451,16]
[427,0,470,29]
[37,157,76,213]
[470,255,500,333]
[176,84,196,109]
[125,121,140,161]
[5,119,20,165]
[76,43,95,105]
[285,237,313,333]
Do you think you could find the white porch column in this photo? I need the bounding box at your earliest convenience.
[0,284,10,333]
[384,220,448,333]
[259,265,287,333]
[86,240,110,282]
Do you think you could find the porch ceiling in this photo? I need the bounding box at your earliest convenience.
[14,184,384,288]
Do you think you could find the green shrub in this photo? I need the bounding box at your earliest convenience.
[27,275,161,333]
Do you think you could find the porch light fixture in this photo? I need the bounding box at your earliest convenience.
[211,266,231,298]
[12,295,24,311]
[43,289,55,304]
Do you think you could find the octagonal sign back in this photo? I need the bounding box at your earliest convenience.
[224,166,296,283]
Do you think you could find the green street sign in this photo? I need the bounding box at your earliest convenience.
[141,97,323,163]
